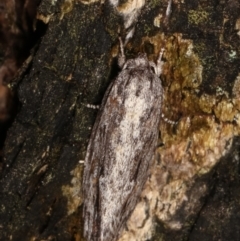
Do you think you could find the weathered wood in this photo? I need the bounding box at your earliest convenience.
[0,0,240,241]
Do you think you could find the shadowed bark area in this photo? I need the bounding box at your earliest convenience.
[0,0,240,241]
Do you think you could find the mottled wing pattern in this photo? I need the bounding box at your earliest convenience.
[83,55,162,241]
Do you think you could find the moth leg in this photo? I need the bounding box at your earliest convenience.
[118,37,126,68]
[82,103,100,110]
[161,113,178,125]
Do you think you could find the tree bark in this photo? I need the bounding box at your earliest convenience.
[0,0,240,241]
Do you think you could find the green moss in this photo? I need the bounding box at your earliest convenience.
[188,8,209,26]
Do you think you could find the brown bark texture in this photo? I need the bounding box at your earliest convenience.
[0,0,240,241]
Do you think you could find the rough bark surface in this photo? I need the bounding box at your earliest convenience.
[0,0,240,241]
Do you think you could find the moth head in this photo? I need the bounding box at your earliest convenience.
[133,53,149,68]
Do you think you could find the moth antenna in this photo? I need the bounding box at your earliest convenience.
[157,48,165,75]
[124,27,135,45]
[166,0,172,19]
[149,48,165,76]
[161,113,178,125]
[118,37,126,68]
[164,0,172,26]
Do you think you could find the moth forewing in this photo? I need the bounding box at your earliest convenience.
[83,53,163,241]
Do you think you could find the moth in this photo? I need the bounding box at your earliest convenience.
[83,40,164,241]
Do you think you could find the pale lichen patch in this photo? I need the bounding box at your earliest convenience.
[79,0,101,5]
[235,18,240,37]
[59,0,74,20]
[232,73,240,98]
[120,201,154,241]
[153,14,163,28]
[62,164,83,215]
[106,0,146,29]
[214,100,236,122]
